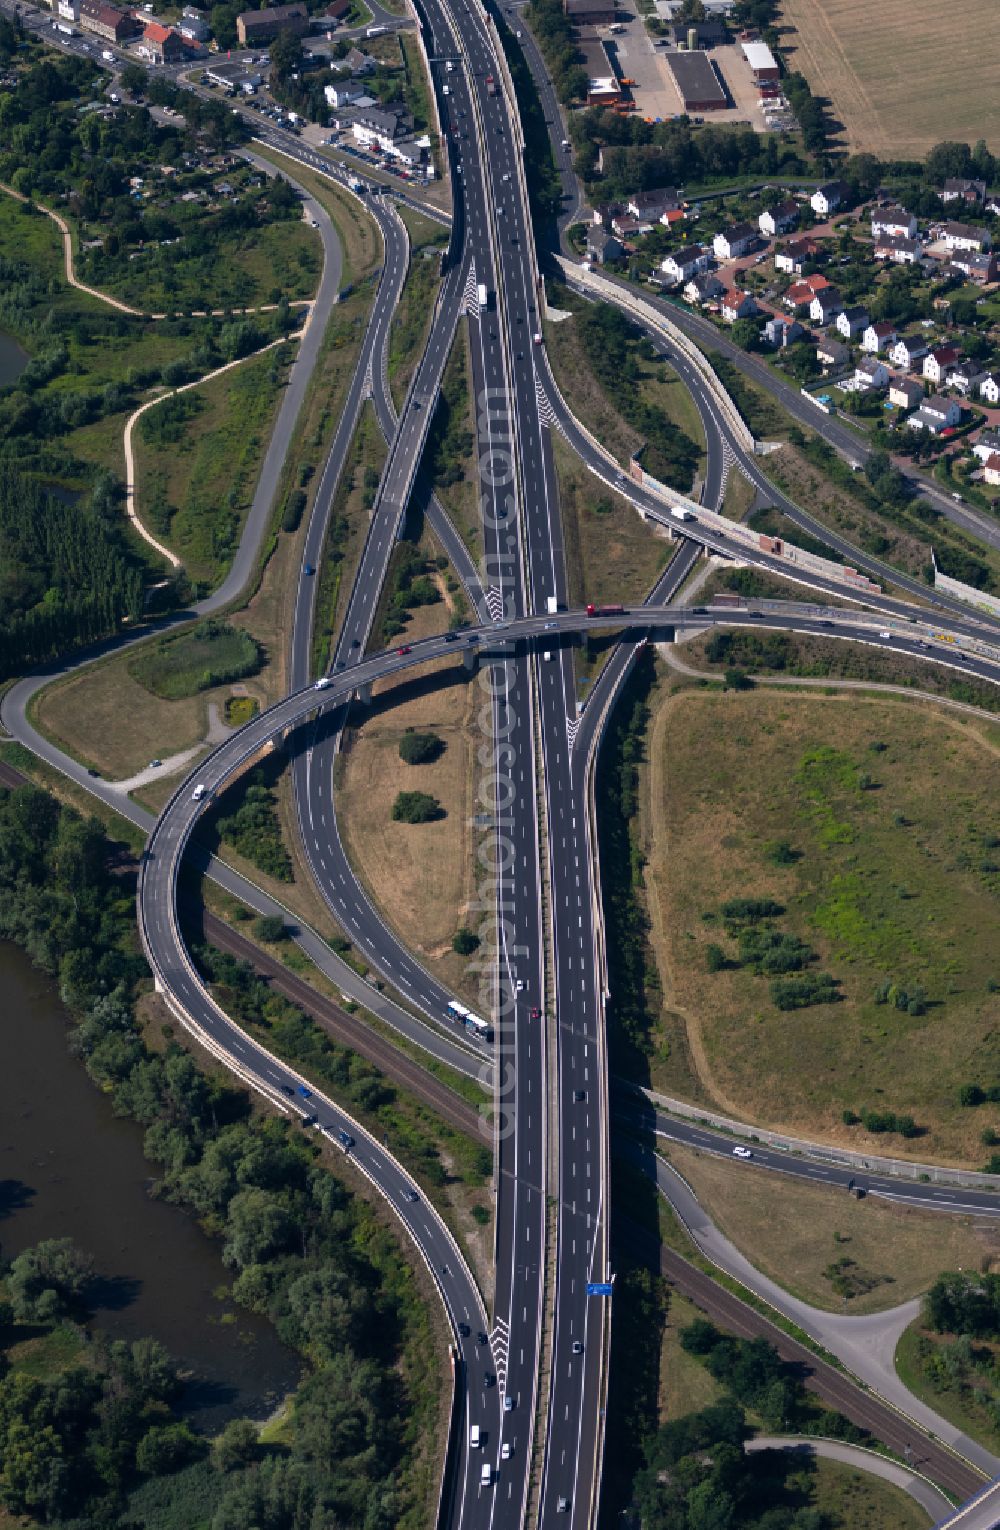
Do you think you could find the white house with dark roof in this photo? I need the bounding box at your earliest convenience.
[948,361,985,396]
[713,223,757,261]
[660,245,711,284]
[906,395,962,433]
[854,356,889,389]
[861,321,897,353]
[942,178,986,203]
[941,222,991,251]
[810,286,843,325]
[871,207,917,240]
[874,235,920,264]
[628,188,681,220]
[810,180,849,216]
[684,271,725,304]
[835,304,869,339]
[891,335,930,372]
[759,201,798,238]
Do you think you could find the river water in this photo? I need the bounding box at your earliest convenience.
[0,941,299,1429]
[0,331,28,387]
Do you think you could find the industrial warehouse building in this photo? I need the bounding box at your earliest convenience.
[740,38,779,83]
[663,49,728,112]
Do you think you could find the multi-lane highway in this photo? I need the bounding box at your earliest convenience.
[12,5,1000,1523]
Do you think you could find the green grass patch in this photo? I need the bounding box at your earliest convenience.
[388,208,447,409]
[135,342,292,591]
[311,402,386,678]
[128,619,261,699]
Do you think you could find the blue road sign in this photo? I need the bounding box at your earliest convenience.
[586,1282,613,1297]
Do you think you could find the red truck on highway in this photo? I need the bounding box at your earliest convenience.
[586,603,625,617]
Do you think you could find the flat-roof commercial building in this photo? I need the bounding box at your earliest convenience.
[663,48,728,111]
[205,59,264,88]
[579,33,620,104]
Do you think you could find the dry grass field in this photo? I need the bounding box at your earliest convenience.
[663,1142,999,1313]
[641,686,1000,1163]
[337,632,483,1006]
[780,0,1000,156]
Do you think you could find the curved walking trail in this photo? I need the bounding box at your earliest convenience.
[0,176,313,322]
[643,1144,1000,1477]
[123,329,303,567]
[745,1436,952,1522]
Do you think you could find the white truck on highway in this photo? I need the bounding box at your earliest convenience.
[670,507,695,522]
[102,48,115,60]
[477,283,490,309]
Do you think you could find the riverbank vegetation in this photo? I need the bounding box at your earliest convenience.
[0,782,447,1527]
[0,1244,206,1524]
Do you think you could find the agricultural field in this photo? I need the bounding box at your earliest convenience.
[780,0,1000,156]
[640,685,1000,1163]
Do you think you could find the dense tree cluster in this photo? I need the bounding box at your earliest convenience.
[0,1311,196,1523]
[631,1321,870,1528]
[0,785,441,1526]
[574,303,700,491]
[213,774,294,883]
[391,789,445,823]
[0,54,244,207]
[0,466,143,677]
[925,1273,1000,1340]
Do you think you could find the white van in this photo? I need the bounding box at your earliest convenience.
[470,1424,481,1448]
[480,1463,492,1486]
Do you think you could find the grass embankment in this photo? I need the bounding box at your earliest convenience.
[134,345,293,591]
[681,624,1000,716]
[662,1141,998,1314]
[762,442,1000,595]
[546,292,707,489]
[606,1159,932,1529]
[337,637,482,1008]
[388,208,448,409]
[641,685,1000,1162]
[423,322,480,556]
[252,146,384,288]
[552,432,673,608]
[310,402,387,679]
